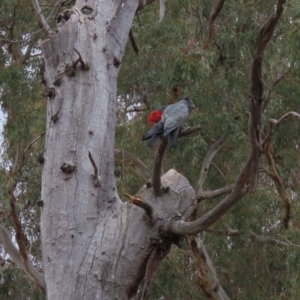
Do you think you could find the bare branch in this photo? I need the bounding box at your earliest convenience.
[5,167,45,291]
[269,111,300,128]
[195,135,227,195]
[195,152,226,181]
[20,35,40,65]
[114,148,152,180]
[124,193,155,220]
[7,170,28,263]
[250,231,290,248]
[159,0,165,22]
[152,139,168,195]
[197,185,234,201]
[263,73,285,110]
[205,228,240,237]
[30,0,53,35]
[262,138,293,229]
[187,236,230,299]
[165,185,247,236]
[0,222,45,291]
[178,125,202,138]
[21,131,46,169]
[277,234,300,249]
[205,0,226,49]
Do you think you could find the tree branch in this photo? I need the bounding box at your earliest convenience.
[263,73,285,110]
[152,139,168,195]
[249,0,286,192]
[262,138,293,229]
[205,228,240,237]
[269,111,300,128]
[7,169,28,262]
[30,0,53,35]
[277,234,300,249]
[21,131,46,170]
[0,222,45,291]
[178,125,202,138]
[197,185,234,201]
[195,135,227,195]
[250,231,290,248]
[187,236,230,299]
[205,0,226,49]
[124,193,155,221]
[114,148,152,180]
[20,35,40,65]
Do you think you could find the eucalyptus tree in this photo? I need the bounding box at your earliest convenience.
[0,0,300,300]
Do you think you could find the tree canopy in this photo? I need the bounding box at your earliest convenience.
[0,0,300,299]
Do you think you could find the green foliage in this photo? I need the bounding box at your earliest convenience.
[1,0,300,299]
[116,0,300,298]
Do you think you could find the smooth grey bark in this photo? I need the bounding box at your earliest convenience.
[40,2,196,299]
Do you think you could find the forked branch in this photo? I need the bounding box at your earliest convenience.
[164,0,286,236]
[195,135,227,195]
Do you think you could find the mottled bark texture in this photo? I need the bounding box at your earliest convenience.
[40,1,197,299]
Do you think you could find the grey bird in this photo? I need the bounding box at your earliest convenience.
[142,97,195,148]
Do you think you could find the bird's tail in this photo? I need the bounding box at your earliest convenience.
[142,122,164,147]
[167,129,178,148]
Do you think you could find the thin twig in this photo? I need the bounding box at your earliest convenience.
[22,131,46,160]
[124,193,155,220]
[193,151,226,182]
[88,151,102,187]
[263,73,285,110]
[277,234,300,249]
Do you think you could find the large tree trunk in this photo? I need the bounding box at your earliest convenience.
[40,1,195,299]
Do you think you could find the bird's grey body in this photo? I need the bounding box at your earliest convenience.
[142,98,195,148]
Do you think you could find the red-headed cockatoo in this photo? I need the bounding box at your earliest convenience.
[142,97,195,148]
